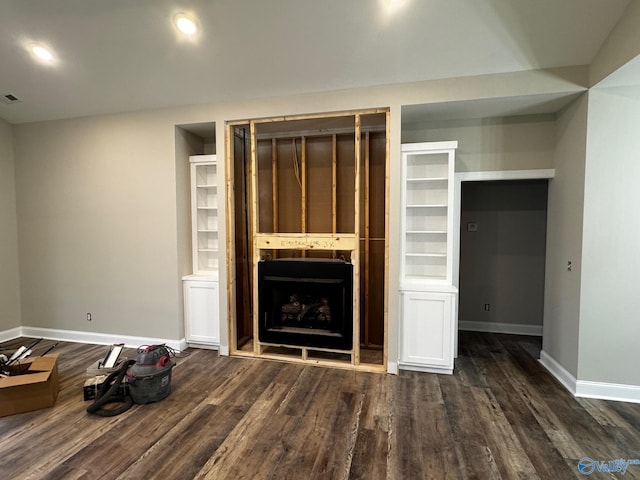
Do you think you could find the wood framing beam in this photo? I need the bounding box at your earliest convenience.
[364,131,371,347]
[255,233,357,251]
[271,138,278,233]
[353,114,361,366]
[301,136,307,258]
[225,123,237,353]
[383,110,390,370]
[250,121,260,355]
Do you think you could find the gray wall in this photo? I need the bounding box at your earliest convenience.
[13,111,183,340]
[459,180,548,329]
[0,118,21,331]
[543,94,588,378]
[402,116,556,172]
[579,86,640,385]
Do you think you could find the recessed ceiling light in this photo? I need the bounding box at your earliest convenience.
[29,43,55,62]
[383,0,407,12]
[175,14,198,35]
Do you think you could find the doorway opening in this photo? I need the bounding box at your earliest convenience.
[458,179,549,338]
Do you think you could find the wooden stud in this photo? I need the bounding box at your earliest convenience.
[271,138,278,260]
[301,136,307,258]
[250,121,260,355]
[225,123,237,354]
[353,114,361,366]
[271,138,278,233]
[332,134,337,258]
[383,110,391,371]
[364,131,371,347]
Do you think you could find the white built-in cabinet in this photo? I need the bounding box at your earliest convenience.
[182,154,220,348]
[183,277,219,347]
[399,142,458,374]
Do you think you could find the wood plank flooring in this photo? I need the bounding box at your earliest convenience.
[1,332,640,479]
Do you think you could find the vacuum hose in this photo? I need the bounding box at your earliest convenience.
[86,359,136,417]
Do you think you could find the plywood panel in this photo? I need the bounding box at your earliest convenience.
[368,132,387,240]
[276,140,302,233]
[360,239,385,346]
[358,126,386,348]
[257,139,274,233]
[336,134,355,233]
[232,127,253,342]
[306,136,333,233]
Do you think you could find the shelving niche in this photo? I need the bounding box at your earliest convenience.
[191,155,219,276]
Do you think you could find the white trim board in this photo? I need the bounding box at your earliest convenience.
[4,326,188,352]
[539,350,577,395]
[399,362,453,375]
[459,321,543,336]
[540,350,640,404]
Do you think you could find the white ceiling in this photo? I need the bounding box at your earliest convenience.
[0,0,632,124]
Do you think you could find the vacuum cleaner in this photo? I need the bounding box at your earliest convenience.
[86,344,175,417]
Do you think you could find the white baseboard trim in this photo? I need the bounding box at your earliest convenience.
[540,350,640,404]
[459,320,543,336]
[0,327,22,343]
[576,380,640,404]
[185,341,219,351]
[219,345,229,356]
[399,362,453,375]
[19,326,185,352]
[539,350,577,395]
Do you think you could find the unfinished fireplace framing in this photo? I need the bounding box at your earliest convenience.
[225,109,389,371]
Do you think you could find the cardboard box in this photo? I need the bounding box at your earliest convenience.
[0,355,59,417]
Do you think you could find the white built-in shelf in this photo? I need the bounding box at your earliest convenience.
[401,142,456,286]
[189,155,219,276]
[406,204,448,208]
[406,177,448,182]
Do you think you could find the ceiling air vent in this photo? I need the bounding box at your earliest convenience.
[1,93,22,104]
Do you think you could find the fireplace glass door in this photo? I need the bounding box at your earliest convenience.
[258,260,353,350]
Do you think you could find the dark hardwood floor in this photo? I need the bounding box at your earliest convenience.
[1,332,640,479]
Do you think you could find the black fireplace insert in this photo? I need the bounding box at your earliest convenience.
[258,259,353,350]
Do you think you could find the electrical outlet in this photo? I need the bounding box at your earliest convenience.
[87,312,92,321]
[484,303,490,311]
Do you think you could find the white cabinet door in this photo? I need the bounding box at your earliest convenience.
[184,279,219,346]
[400,290,455,373]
